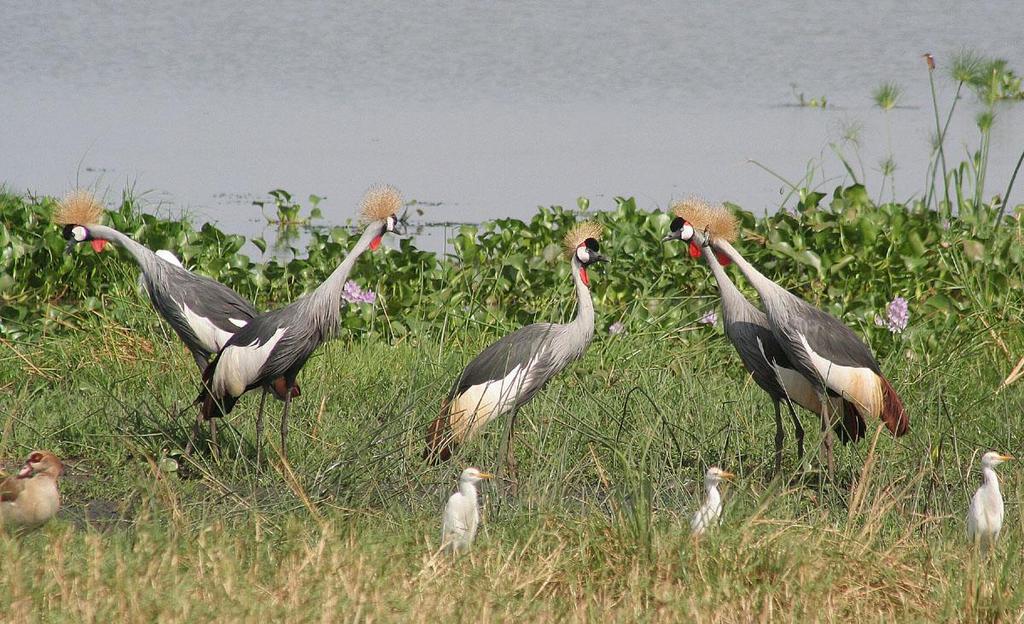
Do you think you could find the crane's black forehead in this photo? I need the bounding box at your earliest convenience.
[584,238,599,251]
[670,216,685,232]
[62,224,76,239]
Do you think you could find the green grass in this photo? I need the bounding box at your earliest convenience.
[2,273,1024,621]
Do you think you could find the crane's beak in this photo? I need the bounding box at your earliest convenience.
[590,252,609,264]
[478,472,494,480]
[720,471,735,481]
[392,221,407,236]
[64,239,78,255]
[999,454,1015,462]
[661,233,679,242]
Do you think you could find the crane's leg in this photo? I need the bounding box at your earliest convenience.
[209,417,218,453]
[785,400,805,460]
[192,350,209,373]
[280,391,292,462]
[185,410,203,457]
[819,394,835,482]
[255,389,268,466]
[773,399,784,476]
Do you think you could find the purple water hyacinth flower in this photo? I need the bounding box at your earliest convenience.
[608,321,626,336]
[875,296,908,334]
[699,309,717,326]
[341,280,376,305]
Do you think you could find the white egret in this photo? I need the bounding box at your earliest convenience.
[441,467,493,554]
[967,451,1013,551]
[691,467,734,536]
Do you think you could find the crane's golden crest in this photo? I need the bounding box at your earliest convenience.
[671,198,738,242]
[359,184,403,223]
[562,221,604,259]
[55,190,104,226]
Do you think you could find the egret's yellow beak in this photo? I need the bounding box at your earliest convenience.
[1000,454,1015,462]
[478,472,494,480]
[720,471,735,481]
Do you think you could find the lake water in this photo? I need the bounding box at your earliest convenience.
[3,1,1023,254]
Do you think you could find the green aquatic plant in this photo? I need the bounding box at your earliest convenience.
[2,179,1022,360]
[790,83,828,109]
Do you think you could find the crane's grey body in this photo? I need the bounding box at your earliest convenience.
[695,234,856,472]
[714,240,881,384]
[425,252,602,463]
[88,224,256,370]
[201,222,389,458]
[712,238,907,477]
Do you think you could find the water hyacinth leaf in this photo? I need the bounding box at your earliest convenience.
[907,231,926,257]
[796,250,823,276]
[829,255,856,274]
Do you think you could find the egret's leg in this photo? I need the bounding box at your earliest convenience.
[280,391,292,462]
[786,400,805,460]
[773,400,784,475]
[255,389,268,465]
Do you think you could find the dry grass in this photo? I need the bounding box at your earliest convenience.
[2,293,1023,622]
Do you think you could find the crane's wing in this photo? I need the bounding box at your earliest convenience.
[143,264,257,356]
[728,317,790,397]
[175,273,256,330]
[783,300,881,374]
[447,323,562,399]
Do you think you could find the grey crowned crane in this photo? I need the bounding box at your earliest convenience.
[663,199,863,474]
[423,221,608,472]
[198,185,405,460]
[667,202,908,478]
[57,192,298,443]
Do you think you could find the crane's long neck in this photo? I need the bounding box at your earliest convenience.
[302,221,381,339]
[87,224,161,273]
[711,239,783,303]
[568,256,595,338]
[695,232,745,306]
[312,222,380,302]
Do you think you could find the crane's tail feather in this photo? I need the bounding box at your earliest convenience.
[195,359,238,421]
[879,375,909,436]
[833,399,866,444]
[268,377,300,401]
[423,400,457,464]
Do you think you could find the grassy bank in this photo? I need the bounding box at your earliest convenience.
[2,269,1024,619]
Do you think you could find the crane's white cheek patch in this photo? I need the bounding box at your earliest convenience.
[798,334,881,418]
[228,318,248,328]
[182,304,237,352]
[448,362,534,441]
[213,328,287,397]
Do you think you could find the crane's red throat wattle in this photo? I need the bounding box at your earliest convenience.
[688,241,701,258]
[579,267,590,287]
[91,239,109,253]
[715,251,732,266]
[370,235,382,251]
